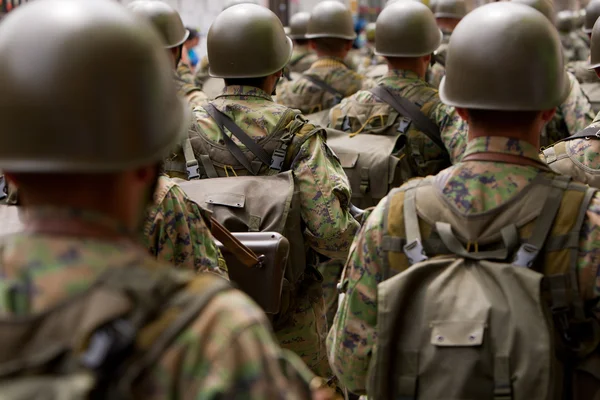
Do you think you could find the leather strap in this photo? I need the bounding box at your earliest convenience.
[369,85,450,163]
[209,217,260,268]
[462,152,552,171]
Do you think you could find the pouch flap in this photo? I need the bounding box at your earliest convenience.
[337,152,360,169]
[206,193,245,208]
[430,320,485,347]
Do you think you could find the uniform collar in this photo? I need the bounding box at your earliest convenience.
[216,85,274,101]
[310,56,349,70]
[383,69,421,81]
[463,137,541,161]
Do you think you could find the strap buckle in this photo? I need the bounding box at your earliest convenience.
[270,146,288,171]
[512,243,539,268]
[186,160,200,180]
[403,239,428,265]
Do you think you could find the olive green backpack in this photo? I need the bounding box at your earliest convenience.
[368,172,600,400]
[0,267,231,400]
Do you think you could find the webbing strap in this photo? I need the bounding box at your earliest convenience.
[435,222,519,261]
[183,138,199,180]
[493,355,512,400]
[302,74,345,98]
[402,187,428,265]
[199,155,218,179]
[560,124,600,142]
[204,104,270,175]
[369,85,450,163]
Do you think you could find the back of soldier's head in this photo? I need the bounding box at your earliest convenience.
[0,0,185,178]
[127,0,189,49]
[306,1,356,54]
[555,9,578,31]
[440,3,569,121]
[208,3,292,81]
[375,1,441,59]
[289,11,311,45]
[434,0,468,20]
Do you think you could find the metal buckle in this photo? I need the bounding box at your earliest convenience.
[186,160,200,180]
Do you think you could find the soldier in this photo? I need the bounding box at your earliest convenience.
[128,0,207,109]
[278,1,365,115]
[542,17,600,187]
[427,0,468,88]
[556,9,590,62]
[187,3,359,381]
[0,0,327,398]
[288,12,319,73]
[329,2,467,168]
[328,2,600,397]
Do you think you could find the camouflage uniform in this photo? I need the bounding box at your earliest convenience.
[0,208,317,399]
[277,57,365,114]
[567,59,598,83]
[141,174,227,277]
[289,45,319,73]
[195,55,211,87]
[192,85,360,377]
[561,31,590,63]
[329,69,467,175]
[175,62,207,109]
[327,136,600,394]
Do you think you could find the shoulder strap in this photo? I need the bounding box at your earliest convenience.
[203,103,270,175]
[209,217,261,268]
[369,85,450,162]
[561,124,600,142]
[302,74,345,98]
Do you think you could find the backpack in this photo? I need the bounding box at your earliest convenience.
[542,124,600,188]
[368,165,600,400]
[328,86,451,208]
[0,266,231,400]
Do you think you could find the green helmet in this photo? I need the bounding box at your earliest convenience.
[510,0,555,24]
[289,11,311,39]
[127,0,188,49]
[222,0,258,11]
[440,2,569,110]
[585,0,600,32]
[208,4,292,78]
[434,0,468,19]
[375,1,442,57]
[555,9,578,31]
[306,1,357,40]
[589,15,600,68]
[0,0,186,173]
[365,22,376,42]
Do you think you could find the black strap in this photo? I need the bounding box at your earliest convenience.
[204,104,272,175]
[302,75,345,98]
[560,124,600,142]
[369,86,450,162]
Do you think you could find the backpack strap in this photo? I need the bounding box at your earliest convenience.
[560,124,600,142]
[302,75,345,104]
[369,85,450,163]
[402,186,428,265]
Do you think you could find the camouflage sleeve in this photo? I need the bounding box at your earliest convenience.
[149,290,315,400]
[562,72,595,135]
[576,192,600,316]
[327,199,387,394]
[143,183,228,278]
[430,102,468,163]
[292,132,361,260]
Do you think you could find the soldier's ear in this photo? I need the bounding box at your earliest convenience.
[455,107,469,122]
[540,108,556,123]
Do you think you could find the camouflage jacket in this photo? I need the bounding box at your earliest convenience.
[175,63,207,109]
[289,45,319,74]
[448,71,594,160]
[0,208,316,399]
[327,136,600,394]
[141,175,227,277]
[328,69,467,174]
[277,57,366,114]
[560,31,590,63]
[541,114,600,188]
[567,60,598,84]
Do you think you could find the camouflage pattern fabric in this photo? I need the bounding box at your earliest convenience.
[141,175,228,278]
[192,85,360,376]
[175,62,207,109]
[327,136,600,394]
[567,60,598,84]
[289,45,319,73]
[195,55,211,88]
[277,57,366,114]
[329,69,467,171]
[0,208,317,399]
[560,31,590,63]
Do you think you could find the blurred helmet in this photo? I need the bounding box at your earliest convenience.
[585,0,600,32]
[555,9,578,31]
[510,0,555,24]
[127,0,188,48]
[222,0,258,11]
[440,2,569,110]
[589,16,600,68]
[0,0,185,172]
[289,11,311,39]
[306,1,357,40]
[434,0,468,19]
[375,2,442,57]
[208,4,292,78]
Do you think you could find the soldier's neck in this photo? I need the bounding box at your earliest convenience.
[467,127,540,149]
